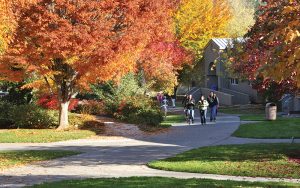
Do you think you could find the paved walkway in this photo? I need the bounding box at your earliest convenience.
[0,112,299,187]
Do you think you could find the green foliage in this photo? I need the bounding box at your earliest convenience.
[0,81,33,105]
[115,96,163,126]
[0,150,80,170]
[82,73,163,126]
[29,177,299,188]
[0,101,56,129]
[75,100,105,115]
[149,143,300,179]
[10,104,56,129]
[177,61,204,87]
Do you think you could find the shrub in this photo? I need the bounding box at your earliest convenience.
[76,100,105,115]
[8,104,57,129]
[114,96,163,126]
[0,101,57,129]
[0,82,33,105]
[75,73,163,127]
[37,94,79,111]
[0,101,16,128]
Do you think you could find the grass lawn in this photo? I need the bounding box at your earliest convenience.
[0,150,80,170]
[0,129,96,143]
[140,114,185,132]
[148,144,300,179]
[220,107,264,115]
[220,106,266,121]
[28,177,300,188]
[239,114,266,121]
[233,118,300,138]
[160,115,186,126]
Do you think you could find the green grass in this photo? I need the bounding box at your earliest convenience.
[220,107,267,121]
[233,118,300,138]
[239,114,266,121]
[0,150,80,170]
[28,177,300,188]
[160,115,186,126]
[0,129,96,143]
[148,144,300,179]
[220,107,264,115]
[140,115,185,132]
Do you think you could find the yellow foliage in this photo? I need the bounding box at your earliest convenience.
[0,0,37,53]
[226,0,255,37]
[175,0,232,57]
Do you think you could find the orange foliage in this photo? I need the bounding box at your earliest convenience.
[0,0,179,128]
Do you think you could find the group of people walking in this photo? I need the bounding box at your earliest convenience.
[183,91,219,125]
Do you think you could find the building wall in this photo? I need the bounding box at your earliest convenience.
[203,39,261,105]
[204,42,220,89]
[229,81,259,103]
[293,97,300,112]
[200,88,233,106]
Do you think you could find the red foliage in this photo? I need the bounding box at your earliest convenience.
[229,0,300,100]
[37,95,78,111]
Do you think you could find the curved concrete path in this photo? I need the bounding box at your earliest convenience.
[0,112,299,187]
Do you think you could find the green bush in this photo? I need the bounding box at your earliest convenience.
[76,100,105,115]
[76,73,163,126]
[0,101,14,128]
[0,101,56,129]
[9,104,57,129]
[0,82,33,105]
[115,96,163,126]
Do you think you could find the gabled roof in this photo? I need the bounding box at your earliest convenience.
[206,38,245,50]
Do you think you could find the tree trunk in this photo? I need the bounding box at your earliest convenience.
[57,101,70,130]
[52,58,77,130]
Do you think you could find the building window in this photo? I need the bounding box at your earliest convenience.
[230,78,239,85]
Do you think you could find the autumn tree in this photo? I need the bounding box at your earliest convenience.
[226,0,256,37]
[226,0,300,101]
[0,0,177,129]
[233,0,300,84]
[0,0,37,53]
[174,0,232,58]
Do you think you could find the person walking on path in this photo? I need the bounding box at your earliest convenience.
[198,95,209,125]
[207,92,218,122]
[161,96,169,118]
[185,95,196,123]
[214,93,219,116]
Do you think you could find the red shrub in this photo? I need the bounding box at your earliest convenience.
[37,95,79,111]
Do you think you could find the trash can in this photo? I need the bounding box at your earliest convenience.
[265,103,277,120]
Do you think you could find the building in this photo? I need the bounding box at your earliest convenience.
[185,38,261,106]
[183,38,299,112]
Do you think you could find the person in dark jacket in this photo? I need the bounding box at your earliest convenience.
[185,95,195,123]
[207,92,218,122]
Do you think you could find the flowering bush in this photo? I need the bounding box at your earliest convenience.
[37,95,79,111]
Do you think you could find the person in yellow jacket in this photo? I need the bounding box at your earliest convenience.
[198,95,209,125]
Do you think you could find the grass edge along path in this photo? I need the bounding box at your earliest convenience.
[148,143,300,179]
[233,117,300,139]
[0,129,96,143]
[160,114,186,127]
[0,150,81,170]
[28,177,300,188]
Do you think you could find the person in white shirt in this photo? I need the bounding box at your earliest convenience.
[198,95,209,125]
